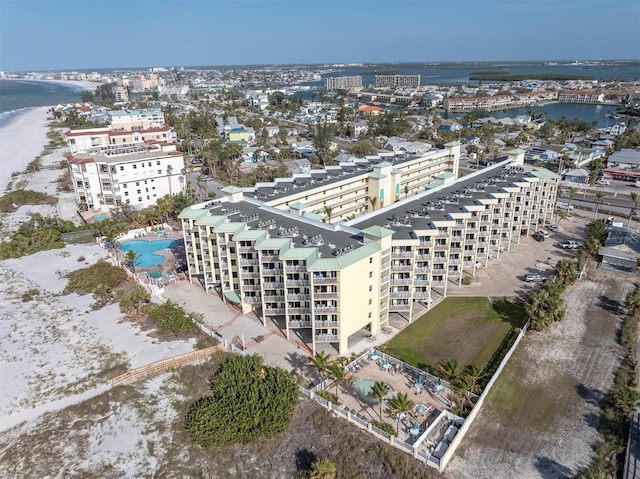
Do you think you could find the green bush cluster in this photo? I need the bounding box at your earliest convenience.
[316,390,339,406]
[148,299,193,334]
[21,288,39,302]
[0,213,79,259]
[461,275,474,285]
[185,355,298,447]
[64,260,128,296]
[0,189,55,213]
[371,421,397,437]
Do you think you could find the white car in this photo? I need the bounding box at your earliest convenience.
[556,202,574,211]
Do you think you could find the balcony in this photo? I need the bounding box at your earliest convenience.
[391,251,413,258]
[416,254,431,260]
[315,334,339,342]
[413,291,430,298]
[289,320,312,328]
[286,279,310,287]
[240,271,260,278]
[314,321,339,328]
[448,258,462,265]
[432,280,446,287]
[263,295,285,301]
[286,265,307,272]
[390,291,411,298]
[263,282,284,289]
[239,259,259,266]
[391,265,412,272]
[242,284,262,291]
[261,254,280,261]
[243,296,262,303]
[312,276,338,284]
[288,293,310,300]
[238,245,255,253]
[265,307,285,315]
[437,230,449,237]
[288,307,311,314]
[313,292,338,299]
[450,247,463,254]
[414,279,429,285]
[314,306,338,313]
[262,268,283,275]
[390,303,411,311]
[391,278,412,285]
[419,241,433,247]
[415,267,430,273]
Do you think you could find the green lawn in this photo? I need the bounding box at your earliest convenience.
[384,297,526,372]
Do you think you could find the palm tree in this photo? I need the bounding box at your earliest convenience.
[124,250,140,273]
[461,364,486,395]
[437,358,459,382]
[386,392,415,435]
[307,351,332,382]
[167,165,174,196]
[368,196,377,212]
[593,192,605,219]
[404,185,409,199]
[567,187,577,213]
[614,386,640,418]
[628,192,639,228]
[555,258,578,285]
[327,364,352,402]
[309,458,337,479]
[323,205,333,224]
[626,286,640,315]
[368,381,390,422]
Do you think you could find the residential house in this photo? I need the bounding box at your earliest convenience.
[563,168,590,184]
[599,227,640,269]
[437,120,462,133]
[347,120,369,139]
[265,126,280,138]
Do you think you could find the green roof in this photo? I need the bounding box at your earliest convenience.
[232,229,267,241]
[361,225,395,239]
[254,238,290,250]
[223,290,241,304]
[279,248,315,260]
[444,141,462,147]
[391,168,402,174]
[435,172,456,179]
[194,215,226,226]
[289,202,308,210]
[178,206,209,220]
[303,212,324,222]
[376,161,393,168]
[215,223,245,233]
[530,168,561,180]
[369,172,386,180]
[508,148,527,155]
[221,185,244,194]
[308,242,381,271]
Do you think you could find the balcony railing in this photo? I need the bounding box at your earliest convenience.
[242,284,261,291]
[391,265,412,272]
[313,292,338,299]
[314,321,339,328]
[286,279,310,286]
[261,254,280,261]
[286,265,307,272]
[390,291,411,298]
[413,291,430,298]
[419,241,433,247]
[391,278,412,285]
[262,268,283,275]
[243,296,262,303]
[288,307,311,314]
[432,280,446,287]
[312,276,338,284]
[265,308,285,315]
[240,271,260,278]
[263,295,285,301]
[289,320,312,328]
[315,334,339,342]
[288,293,310,300]
[314,306,338,313]
[391,251,413,258]
[239,259,259,266]
[263,282,284,288]
[416,254,431,260]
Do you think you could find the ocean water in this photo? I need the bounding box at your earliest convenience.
[0,79,84,127]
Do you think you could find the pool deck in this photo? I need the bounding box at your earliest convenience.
[335,359,453,448]
[117,231,186,285]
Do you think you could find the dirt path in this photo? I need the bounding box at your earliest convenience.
[446,268,631,479]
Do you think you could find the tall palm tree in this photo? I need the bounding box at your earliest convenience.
[437,358,459,382]
[594,192,606,220]
[461,364,486,395]
[307,351,332,382]
[628,192,639,228]
[555,258,578,285]
[323,205,333,224]
[386,392,415,435]
[327,364,352,402]
[167,165,174,196]
[368,196,377,212]
[567,187,578,213]
[614,386,640,418]
[368,381,390,422]
[124,250,140,273]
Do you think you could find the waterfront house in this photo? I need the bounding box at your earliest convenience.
[563,168,590,184]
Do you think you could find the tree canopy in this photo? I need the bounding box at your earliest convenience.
[185,354,298,447]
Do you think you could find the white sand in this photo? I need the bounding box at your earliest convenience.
[1,78,99,92]
[0,106,51,195]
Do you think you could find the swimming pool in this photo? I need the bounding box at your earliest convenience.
[353,379,393,404]
[93,213,109,222]
[119,239,177,268]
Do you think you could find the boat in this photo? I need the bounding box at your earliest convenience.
[606,112,621,119]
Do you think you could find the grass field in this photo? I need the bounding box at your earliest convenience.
[383,297,526,372]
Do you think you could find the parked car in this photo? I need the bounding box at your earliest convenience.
[556,202,574,211]
[525,273,547,283]
[546,223,559,232]
[596,179,610,186]
[536,230,550,239]
[560,240,581,249]
[532,232,545,242]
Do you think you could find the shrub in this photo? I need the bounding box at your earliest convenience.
[0,213,78,259]
[118,286,151,318]
[64,260,128,296]
[316,390,339,405]
[148,299,193,334]
[372,421,397,437]
[185,355,298,447]
[21,289,39,302]
[461,275,474,285]
[77,255,86,262]
[0,189,53,213]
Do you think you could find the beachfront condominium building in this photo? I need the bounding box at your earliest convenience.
[65,124,174,154]
[67,143,185,211]
[375,75,421,88]
[178,147,560,354]
[108,109,165,131]
[324,76,363,92]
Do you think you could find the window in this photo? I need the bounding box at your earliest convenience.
[123,183,127,188]
[156,160,161,165]
[368,312,372,318]
[125,199,130,204]
[133,164,137,169]
[147,195,150,200]
[138,197,142,202]
[136,182,140,186]
[148,162,152,167]
[158,170,162,174]
[119,165,124,171]
[368,299,372,305]
[124,191,129,196]
[369,285,372,292]
[369,257,373,264]
[137,190,141,194]
[369,271,373,278]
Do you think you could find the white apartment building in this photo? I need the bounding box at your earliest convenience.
[178,151,559,354]
[67,143,185,211]
[324,76,363,91]
[558,91,605,104]
[108,109,165,131]
[375,75,421,88]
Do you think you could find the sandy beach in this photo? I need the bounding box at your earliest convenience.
[0,77,99,92]
[0,106,51,195]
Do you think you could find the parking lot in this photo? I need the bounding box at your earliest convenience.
[447,212,589,299]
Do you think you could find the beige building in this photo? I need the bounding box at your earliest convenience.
[179,149,559,354]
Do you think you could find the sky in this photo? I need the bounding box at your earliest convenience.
[0,0,639,71]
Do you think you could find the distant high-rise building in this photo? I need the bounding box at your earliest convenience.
[114,86,129,103]
[375,75,421,88]
[324,76,362,91]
